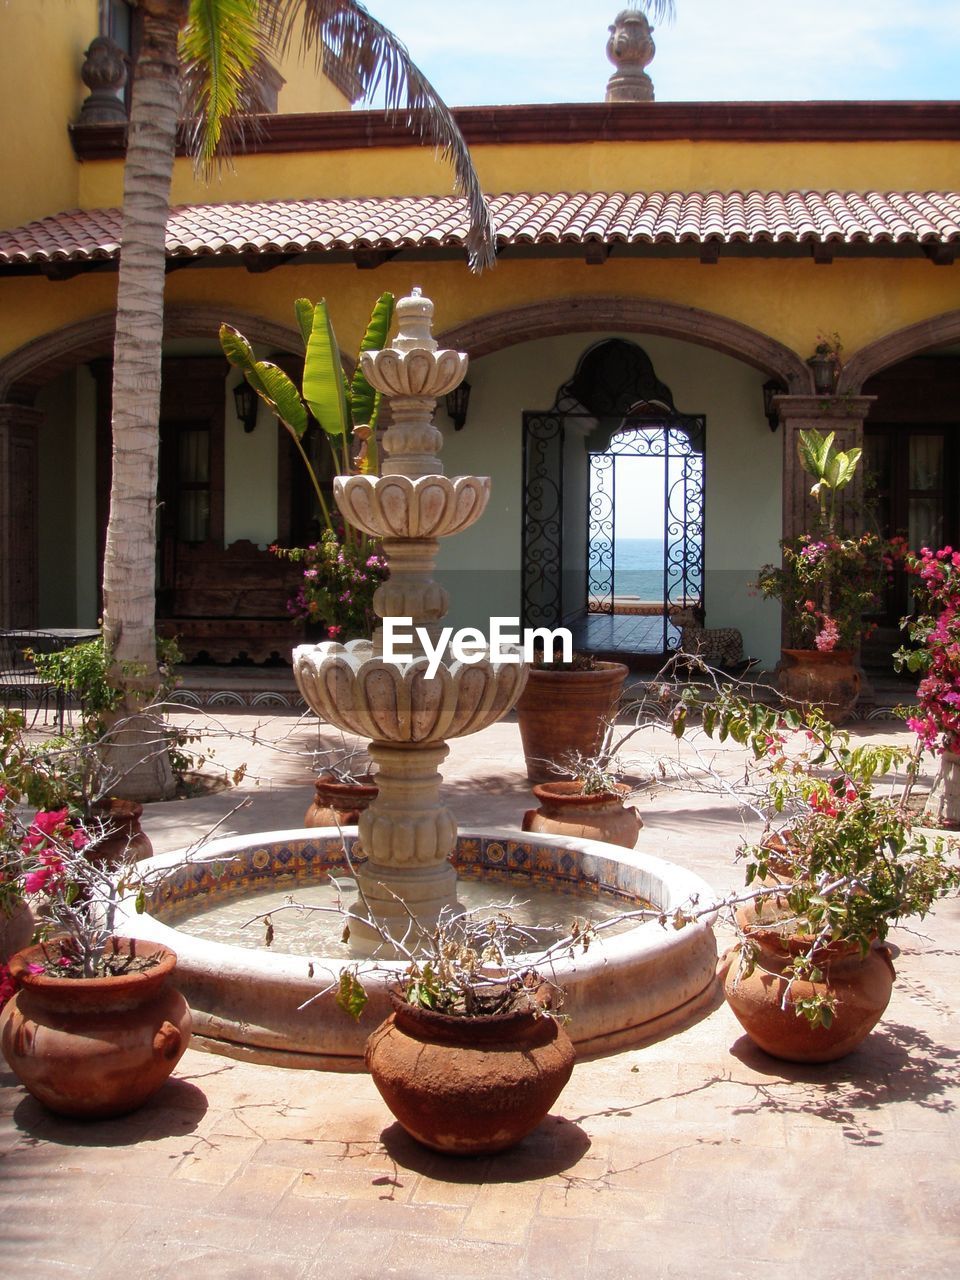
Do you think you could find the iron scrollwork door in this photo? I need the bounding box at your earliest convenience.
[521,411,564,629]
[587,415,705,652]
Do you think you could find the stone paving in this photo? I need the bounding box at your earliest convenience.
[2,710,959,1278]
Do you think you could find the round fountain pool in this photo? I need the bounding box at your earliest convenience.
[116,829,718,1069]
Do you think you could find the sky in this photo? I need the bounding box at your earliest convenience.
[364,0,960,105]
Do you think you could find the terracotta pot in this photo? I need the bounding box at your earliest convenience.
[89,798,153,863]
[515,661,629,784]
[522,780,641,848]
[778,648,860,725]
[304,772,379,828]
[0,899,34,966]
[718,932,895,1063]
[365,987,576,1154]
[0,936,192,1118]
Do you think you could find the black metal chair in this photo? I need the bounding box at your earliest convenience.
[0,630,66,731]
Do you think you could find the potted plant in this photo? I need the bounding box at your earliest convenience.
[514,649,629,784]
[895,544,960,826]
[756,429,882,723]
[333,904,577,1155]
[807,331,843,395]
[673,685,960,1062]
[303,746,379,829]
[521,736,643,849]
[0,764,192,1118]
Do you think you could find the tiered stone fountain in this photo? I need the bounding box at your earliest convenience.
[122,290,719,1068]
[292,288,527,953]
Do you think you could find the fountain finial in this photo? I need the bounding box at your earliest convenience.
[391,287,438,354]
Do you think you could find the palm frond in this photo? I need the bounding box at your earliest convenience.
[626,2,677,21]
[181,0,267,175]
[265,0,495,271]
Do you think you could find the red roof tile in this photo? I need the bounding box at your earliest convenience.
[1,190,958,267]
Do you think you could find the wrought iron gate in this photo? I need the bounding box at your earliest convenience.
[521,411,564,629]
[586,416,705,653]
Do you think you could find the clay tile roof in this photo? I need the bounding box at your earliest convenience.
[1,190,958,268]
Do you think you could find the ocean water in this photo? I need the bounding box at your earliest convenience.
[613,537,664,600]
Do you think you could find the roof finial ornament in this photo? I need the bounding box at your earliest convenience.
[605,8,656,103]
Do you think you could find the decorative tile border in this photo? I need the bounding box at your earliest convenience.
[168,688,307,710]
[150,833,646,922]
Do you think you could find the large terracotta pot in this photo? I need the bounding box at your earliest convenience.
[89,797,153,863]
[304,772,378,828]
[0,899,34,965]
[778,648,860,725]
[718,930,895,1063]
[515,661,629,784]
[522,780,641,848]
[365,987,576,1154]
[0,936,192,1118]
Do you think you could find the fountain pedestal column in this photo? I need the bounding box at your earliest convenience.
[349,742,458,953]
[293,288,528,957]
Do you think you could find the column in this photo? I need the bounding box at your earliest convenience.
[773,394,876,543]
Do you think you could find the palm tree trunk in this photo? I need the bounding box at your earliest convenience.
[100,2,188,801]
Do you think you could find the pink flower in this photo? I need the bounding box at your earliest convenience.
[23,851,65,896]
[814,616,840,652]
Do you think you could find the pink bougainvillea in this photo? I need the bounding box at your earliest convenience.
[897,546,960,754]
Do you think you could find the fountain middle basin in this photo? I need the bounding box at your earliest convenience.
[116,828,718,1070]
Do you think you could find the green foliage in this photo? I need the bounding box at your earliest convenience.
[756,430,880,652]
[219,293,395,539]
[302,299,351,439]
[31,640,121,737]
[30,637,183,744]
[678,682,960,1026]
[179,0,262,174]
[334,969,369,1022]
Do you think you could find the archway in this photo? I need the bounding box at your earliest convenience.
[439,296,811,391]
[0,306,305,635]
[522,338,704,665]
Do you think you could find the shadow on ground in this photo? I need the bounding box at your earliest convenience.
[379,1113,590,1183]
[725,1020,960,1144]
[8,1076,209,1147]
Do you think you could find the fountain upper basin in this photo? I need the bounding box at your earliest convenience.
[116,829,718,1070]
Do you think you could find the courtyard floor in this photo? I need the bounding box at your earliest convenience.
[2,707,958,1278]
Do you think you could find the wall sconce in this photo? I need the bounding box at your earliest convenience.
[445,380,472,431]
[233,380,259,433]
[762,379,785,432]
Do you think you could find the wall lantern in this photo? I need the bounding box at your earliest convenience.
[762,379,785,432]
[233,380,259,433]
[445,380,472,431]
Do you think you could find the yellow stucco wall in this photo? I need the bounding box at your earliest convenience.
[0,0,92,228]
[0,0,348,229]
[2,252,957,378]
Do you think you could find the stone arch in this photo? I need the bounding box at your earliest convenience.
[436,296,812,392]
[0,304,303,403]
[838,309,960,393]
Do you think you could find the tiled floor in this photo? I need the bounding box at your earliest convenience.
[2,712,958,1279]
[568,610,676,659]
